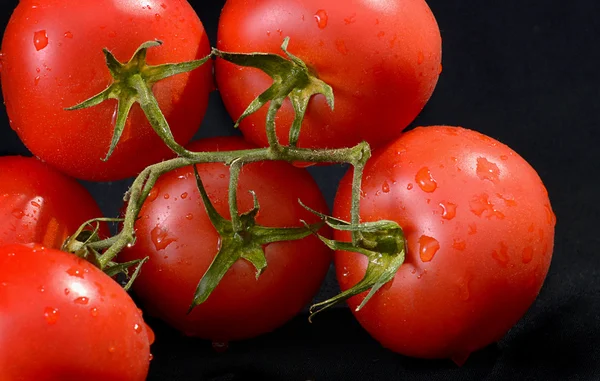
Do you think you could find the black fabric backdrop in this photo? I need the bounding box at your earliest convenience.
[1,1,598,380]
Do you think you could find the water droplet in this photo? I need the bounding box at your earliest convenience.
[64,288,70,295]
[160,3,167,8]
[155,13,161,21]
[11,209,24,219]
[545,204,555,225]
[492,242,509,266]
[342,266,350,277]
[185,213,193,220]
[418,235,440,262]
[382,181,390,193]
[438,64,443,74]
[150,225,177,250]
[500,155,508,161]
[149,353,154,361]
[64,31,73,38]
[522,246,534,264]
[147,187,159,202]
[7,252,15,257]
[1,282,7,287]
[406,183,413,190]
[66,267,85,278]
[439,202,457,220]
[39,286,45,293]
[34,76,41,86]
[108,346,116,353]
[497,193,517,207]
[90,307,99,317]
[74,297,89,305]
[44,307,59,324]
[415,167,437,193]
[344,13,357,24]
[212,341,229,353]
[452,239,466,251]
[476,157,500,183]
[33,30,49,51]
[180,192,188,199]
[163,194,170,200]
[468,223,477,235]
[134,323,143,334]
[335,40,348,55]
[266,30,271,36]
[314,9,328,29]
[469,194,505,219]
[417,51,424,64]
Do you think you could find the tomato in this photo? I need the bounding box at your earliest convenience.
[216,0,441,150]
[0,244,152,380]
[332,126,555,363]
[0,156,108,249]
[119,136,332,342]
[1,0,213,181]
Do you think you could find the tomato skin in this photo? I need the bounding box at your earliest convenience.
[216,0,441,150]
[0,244,151,381]
[119,136,332,341]
[333,126,555,361]
[1,0,212,181]
[0,156,108,249]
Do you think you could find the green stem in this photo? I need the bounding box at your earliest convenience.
[228,159,244,233]
[350,146,371,244]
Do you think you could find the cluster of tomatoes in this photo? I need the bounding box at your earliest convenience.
[0,0,555,379]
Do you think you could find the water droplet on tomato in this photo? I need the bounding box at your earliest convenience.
[150,225,177,251]
[31,200,41,208]
[90,307,99,317]
[108,346,116,353]
[1,282,7,287]
[469,194,505,219]
[180,192,188,199]
[11,209,24,219]
[452,239,466,251]
[34,75,41,86]
[147,187,159,202]
[185,213,193,220]
[155,13,161,21]
[438,64,443,74]
[500,155,508,161]
[468,223,477,235]
[66,267,85,278]
[64,31,73,39]
[44,307,59,324]
[406,183,413,190]
[33,30,49,51]
[418,235,440,262]
[382,181,390,193]
[134,323,143,334]
[314,9,328,29]
[212,341,229,353]
[149,353,154,361]
[415,167,437,193]
[522,246,534,264]
[544,204,555,225]
[492,242,509,266]
[497,193,517,207]
[417,51,424,64]
[7,252,16,257]
[39,286,45,293]
[74,297,89,305]
[439,202,457,220]
[163,194,170,200]
[64,288,70,295]
[476,157,500,183]
[0,52,4,73]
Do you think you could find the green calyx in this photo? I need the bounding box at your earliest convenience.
[188,165,324,312]
[213,37,334,147]
[300,203,406,321]
[66,40,212,160]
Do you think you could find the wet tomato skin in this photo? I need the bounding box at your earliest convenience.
[333,126,555,362]
[120,136,332,342]
[216,0,442,151]
[0,244,151,381]
[1,0,213,181]
[0,156,108,249]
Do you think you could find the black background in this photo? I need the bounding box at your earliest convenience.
[1,1,599,380]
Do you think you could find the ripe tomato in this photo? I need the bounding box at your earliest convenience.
[216,0,441,150]
[120,136,332,342]
[1,0,212,181]
[333,126,555,363]
[0,244,152,381]
[0,156,108,249]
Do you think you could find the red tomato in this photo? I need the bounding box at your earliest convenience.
[1,0,213,181]
[0,244,151,381]
[120,136,332,341]
[333,126,555,363]
[216,0,441,150]
[0,156,108,249]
